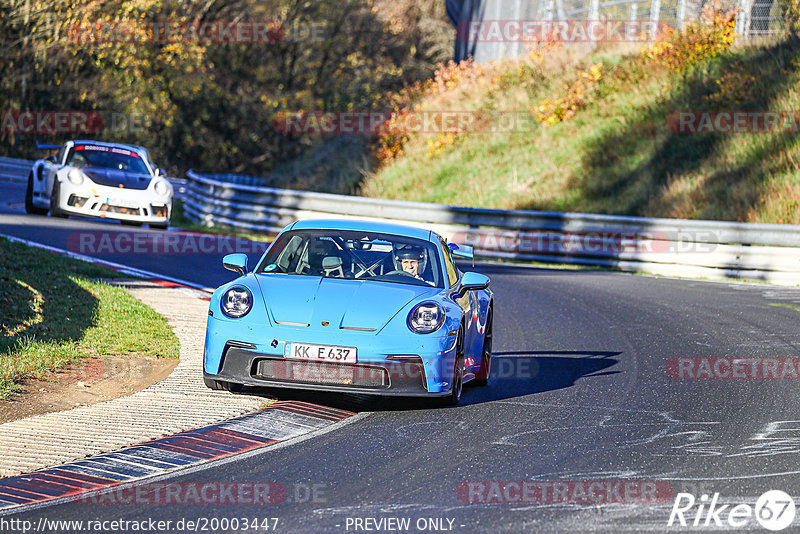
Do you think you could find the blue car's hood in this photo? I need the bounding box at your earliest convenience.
[255,275,438,331]
[82,167,152,190]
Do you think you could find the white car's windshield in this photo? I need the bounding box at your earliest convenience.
[257,230,443,288]
[67,145,151,174]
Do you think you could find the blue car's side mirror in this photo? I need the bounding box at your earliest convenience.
[448,242,474,259]
[458,272,489,297]
[223,253,248,276]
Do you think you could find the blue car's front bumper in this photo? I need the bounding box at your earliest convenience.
[203,316,459,396]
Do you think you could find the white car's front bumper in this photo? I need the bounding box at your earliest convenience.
[57,180,172,223]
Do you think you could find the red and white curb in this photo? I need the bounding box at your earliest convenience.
[0,402,355,513]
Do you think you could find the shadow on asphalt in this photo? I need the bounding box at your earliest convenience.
[239,350,620,413]
[459,350,621,407]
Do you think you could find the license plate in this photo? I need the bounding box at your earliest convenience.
[286,343,356,363]
[106,196,139,209]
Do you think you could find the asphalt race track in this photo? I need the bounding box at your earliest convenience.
[2,179,800,532]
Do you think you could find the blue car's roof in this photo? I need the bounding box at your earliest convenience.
[288,219,435,242]
[71,140,149,160]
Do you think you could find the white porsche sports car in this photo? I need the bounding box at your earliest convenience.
[25,140,173,228]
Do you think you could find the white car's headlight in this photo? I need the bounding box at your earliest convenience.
[154,180,169,196]
[68,168,85,185]
[407,301,444,334]
[221,286,253,319]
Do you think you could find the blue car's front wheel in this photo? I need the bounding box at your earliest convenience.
[441,327,465,406]
[474,307,493,387]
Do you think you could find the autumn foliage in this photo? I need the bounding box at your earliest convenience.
[0,0,452,176]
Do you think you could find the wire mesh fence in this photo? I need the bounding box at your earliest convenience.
[452,0,788,62]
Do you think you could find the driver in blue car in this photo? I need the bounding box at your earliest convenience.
[396,247,434,285]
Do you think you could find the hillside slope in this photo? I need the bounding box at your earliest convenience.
[360,12,800,224]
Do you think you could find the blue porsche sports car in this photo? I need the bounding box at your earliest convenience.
[203,219,493,405]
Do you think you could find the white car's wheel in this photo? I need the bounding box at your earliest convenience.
[25,173,47,215]
[49,182,67,218]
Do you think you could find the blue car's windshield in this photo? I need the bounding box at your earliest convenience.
[67,144,151,174]
[257,229,443,288]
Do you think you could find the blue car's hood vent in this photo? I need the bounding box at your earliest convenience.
[82,168,152,190]
[256,275,437,332]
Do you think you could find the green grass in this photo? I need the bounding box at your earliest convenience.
[0,237,179,399]
[769,302,800,312]
[358,35,800,224]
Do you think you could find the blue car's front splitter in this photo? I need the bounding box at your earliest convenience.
[205,343,459,397]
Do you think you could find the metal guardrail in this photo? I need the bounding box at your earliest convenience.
[184,170,800,286]
[0,157,34,183]
[0,156,188,198]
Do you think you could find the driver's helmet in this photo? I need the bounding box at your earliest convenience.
[393,245,427,275]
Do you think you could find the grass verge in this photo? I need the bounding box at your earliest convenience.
[0,237,179,399]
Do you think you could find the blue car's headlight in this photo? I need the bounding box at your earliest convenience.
[407,302,444,334]
[221,286,252,318]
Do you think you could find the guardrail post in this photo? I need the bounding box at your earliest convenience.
[589,0,600,48]
[738,0,755,37]
[556,0,566,20]
[649,0,661,40]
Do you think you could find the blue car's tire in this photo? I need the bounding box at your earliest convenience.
[474,307,493,386]
[441,327,465,406]
[204,377,243,393]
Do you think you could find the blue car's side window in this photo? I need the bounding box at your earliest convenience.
[440,240,459,288]
[276,235,304,272]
